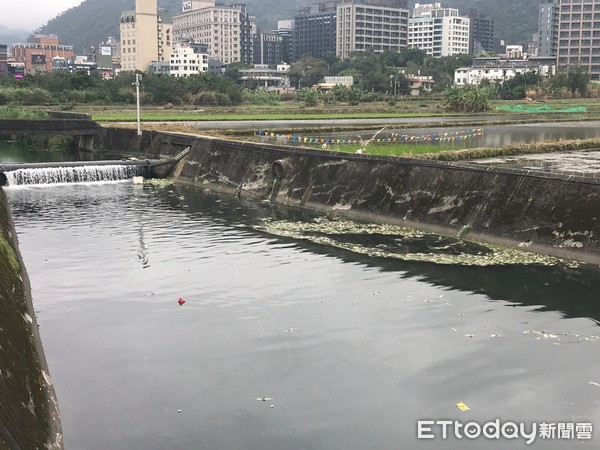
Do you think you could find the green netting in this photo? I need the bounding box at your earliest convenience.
[495,104,587,113]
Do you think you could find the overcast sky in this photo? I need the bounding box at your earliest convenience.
[2,0,84,31]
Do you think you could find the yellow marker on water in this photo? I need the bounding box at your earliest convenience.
[456,402,470,411]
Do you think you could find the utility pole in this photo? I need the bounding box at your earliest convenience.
[133,73,142,136]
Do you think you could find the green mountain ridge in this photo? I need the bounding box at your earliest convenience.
[36,0,537,57]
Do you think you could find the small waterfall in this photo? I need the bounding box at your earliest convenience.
[6,165,143,186]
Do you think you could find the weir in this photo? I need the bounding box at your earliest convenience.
[97,128,600,264]
[0,148,190,186]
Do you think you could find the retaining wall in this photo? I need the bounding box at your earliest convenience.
[0,190,62,450]
[100,128,600,264]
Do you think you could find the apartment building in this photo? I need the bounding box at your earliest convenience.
[120,0,173,72]
[408,5,470,58]
[539,0,559,57]
[0,44,7,76]
[170,43,209,77]
[455,56,557,86]
[294,1,340,60]
[336,1,409,59]
[11,35,75,74]
[556,0,600,80]
[254,32,284,66]
[173,0,255,65]
[463,8,494,54]
[274,20,294,64]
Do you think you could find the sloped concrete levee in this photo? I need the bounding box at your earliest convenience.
[101,128,600,264]
[0,190,63,450]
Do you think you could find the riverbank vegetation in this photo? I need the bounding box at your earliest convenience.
[443,69,596,113]
[0,48,598,113]
[268,136,600,161]
[0,106,48,120]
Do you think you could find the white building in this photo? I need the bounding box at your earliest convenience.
[336,2,409,60]
[173,0,255,65]
[412,2,441,18]
[238,64,290,89]
[454,57,557,86]
[120,0,173,71]
[408,5,470,58]
[170,44,209,77]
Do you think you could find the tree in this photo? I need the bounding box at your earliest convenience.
[444,85,490,113]
[288,57,328,88]
[498,71,542,100]
[566,67,591,97]
[224,62,252,81]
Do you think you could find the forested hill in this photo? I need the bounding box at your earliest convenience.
[37,0,537,55]
[446,0,539,46]
[37,0,300,52]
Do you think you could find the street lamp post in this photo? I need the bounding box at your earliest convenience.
[133,73,143,136]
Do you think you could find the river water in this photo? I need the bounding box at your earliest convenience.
[5,180,600,449]
[284,120,600,151]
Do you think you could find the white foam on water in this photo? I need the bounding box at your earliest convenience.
[5,165,142,186]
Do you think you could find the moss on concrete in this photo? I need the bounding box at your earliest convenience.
[0,189,62,449]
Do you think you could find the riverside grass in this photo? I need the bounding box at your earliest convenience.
[308,138,600,160]
[415,137,600,161]
[87,98,600,122]
[91,111,451,122]
[112,121,600,161]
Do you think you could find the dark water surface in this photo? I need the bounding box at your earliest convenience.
[0,136,79,164]
[5,181,600,449]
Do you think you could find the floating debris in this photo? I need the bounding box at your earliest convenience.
[178,298,186,306]
[523,330,560,340]
[456,402,470,412]
[255,218,566,267]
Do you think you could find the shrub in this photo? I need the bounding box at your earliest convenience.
[195,91,232,106]
[242,90,281,105]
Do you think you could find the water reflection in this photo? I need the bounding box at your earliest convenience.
[6,181,600,450]
[0,135,122,164]
[161,182,600,324]
[0,135,79,164]
[308,120,600,150]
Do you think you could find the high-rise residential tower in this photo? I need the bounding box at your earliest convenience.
[173,0,256,65]
[557,0,600,80]
[409,5,470,57]
[294,1,341,61]
[336,1,409,60]
[120,0,173,71]
[539,0,559,57]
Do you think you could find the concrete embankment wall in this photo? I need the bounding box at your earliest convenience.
[0,190,62,450]
[101,128,600,264]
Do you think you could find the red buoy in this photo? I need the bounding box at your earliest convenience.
[178,298,186,306]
